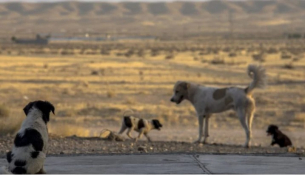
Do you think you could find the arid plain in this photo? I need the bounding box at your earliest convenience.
[0,0,305,155]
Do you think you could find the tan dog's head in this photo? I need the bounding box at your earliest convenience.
[170,81,189,104]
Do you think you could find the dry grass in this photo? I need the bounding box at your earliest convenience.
[124,98,137,105]
[49,123,92,137]
[165,54,175,60]
[252,53,265,62]
[293,113,305,123]
[0,115,23,136]
[0,104,10,118]
[283,62,294,69]
[57,109,77,117]
[107,90,116,98]
[281,53,292,60]
[0,40,305,138]
[210,56,225,65]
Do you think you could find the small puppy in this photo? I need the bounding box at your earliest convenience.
[4,101,55,174]
[118,116,162,142]
[267,125,292,148]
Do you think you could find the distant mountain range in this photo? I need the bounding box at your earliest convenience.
[1,0,305,16]
[0,0,304,37]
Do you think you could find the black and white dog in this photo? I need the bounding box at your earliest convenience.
[118,116,162,142]
[1,101,55,174]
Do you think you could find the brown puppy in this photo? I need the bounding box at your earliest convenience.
[267,125,292,148]
[118,116,162,142]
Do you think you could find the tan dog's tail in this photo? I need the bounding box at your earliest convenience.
[0,166,11,174]
[245,64,267,94]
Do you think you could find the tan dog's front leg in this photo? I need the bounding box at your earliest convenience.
[237,108,250,148]
[194,115,204,144]
[203,114,211,144]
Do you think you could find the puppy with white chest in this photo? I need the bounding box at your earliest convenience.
[118,116,162,142]
[2,100,55,174]
[267,124,292,148]
[170,64,267,148]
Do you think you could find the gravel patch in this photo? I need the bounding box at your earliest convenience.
[1,135,304,158]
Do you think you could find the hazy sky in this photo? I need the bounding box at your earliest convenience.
[0,0,211,2]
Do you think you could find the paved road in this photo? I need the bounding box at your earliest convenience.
[1,154,304,174]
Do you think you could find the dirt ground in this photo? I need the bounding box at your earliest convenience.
[1,133,304,159]
[1,126,305,157]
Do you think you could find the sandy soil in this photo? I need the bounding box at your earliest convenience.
[1,128,304,159]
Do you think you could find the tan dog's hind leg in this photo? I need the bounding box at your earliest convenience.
[247,110,255,139]
[237,108,250,148]
[246,98,255,139]
[194,115,204,143]
[203,114,211,144]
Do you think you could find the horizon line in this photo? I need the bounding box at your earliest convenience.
[0,0,263,3]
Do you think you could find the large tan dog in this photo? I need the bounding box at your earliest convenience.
[170,64,267,147]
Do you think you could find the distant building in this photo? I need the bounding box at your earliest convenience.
[11,34,50,44]
[283,33,305,39]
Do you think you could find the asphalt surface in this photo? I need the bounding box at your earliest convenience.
[1,154,304,174]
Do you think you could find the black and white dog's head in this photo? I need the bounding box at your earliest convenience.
[5,100,55,174]
[152,119,163,130]
[23,100,55,124]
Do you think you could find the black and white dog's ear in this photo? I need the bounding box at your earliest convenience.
[35,101,55,123]
[23,102,35,116]
[36,101,55,114]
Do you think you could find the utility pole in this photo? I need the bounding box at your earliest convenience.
[228,10,234,40]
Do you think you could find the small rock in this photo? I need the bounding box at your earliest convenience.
[138,146,147,153]
[91,70,99,75]
[299,157,302,160]
[288,146,296,153]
